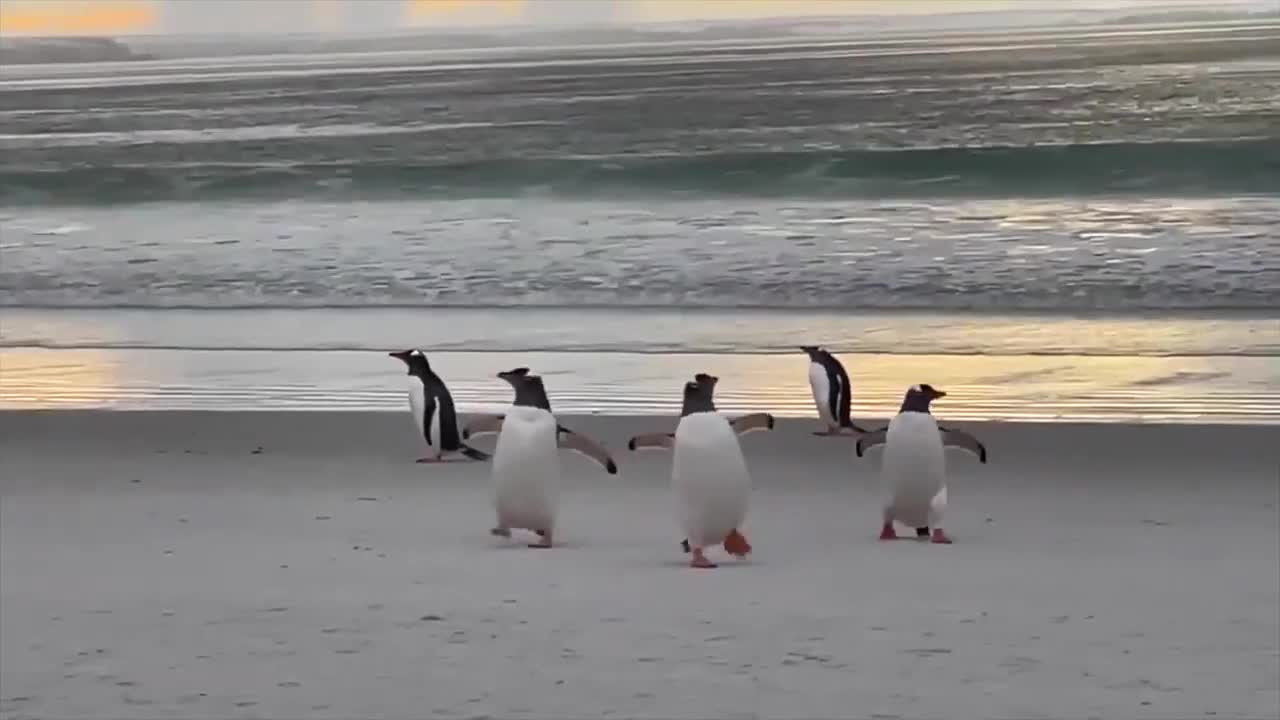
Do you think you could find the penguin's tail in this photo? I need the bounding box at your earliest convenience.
[459,444,490,461]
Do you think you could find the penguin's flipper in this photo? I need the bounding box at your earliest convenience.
[939,427,987,463]
[462,414,505,440]
[556,428,618,474]
[458,443,490,461]
[626,432,676,452]
[730,412,775,436]
[854,429,888,458]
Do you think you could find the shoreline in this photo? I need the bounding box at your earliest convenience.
[3,407,1278,427]
[4,410,1278,466]
[4,347,1276,424]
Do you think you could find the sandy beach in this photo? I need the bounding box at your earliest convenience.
[1,410,1276,719]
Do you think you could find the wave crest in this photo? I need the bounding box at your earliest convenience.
[2,139,1276,204]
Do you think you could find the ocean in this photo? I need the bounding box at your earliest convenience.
[1,21,1277,423]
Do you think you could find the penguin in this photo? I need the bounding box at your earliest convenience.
[627,373,759,569]
[488,368,616,548]
[854,384,987,544]
[388,349,488,463]
[627,374,773,557]
[800,345,866,436]
[461,367,618,474]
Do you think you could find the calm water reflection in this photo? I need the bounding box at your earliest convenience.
[2,347,1275,424]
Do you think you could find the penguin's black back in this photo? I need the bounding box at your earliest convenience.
[817,349,852,427]
[422,372,463,450]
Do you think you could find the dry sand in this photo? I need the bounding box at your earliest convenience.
[2,410,1277,719]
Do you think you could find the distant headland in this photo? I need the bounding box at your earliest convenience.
[0,36,152,65]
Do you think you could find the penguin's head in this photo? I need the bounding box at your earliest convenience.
[497,367,532,385]
[901,383,946,413]
[800,345,822,360]
[681,374,718,416]
[499,368,550,409]
[389,349,430,376]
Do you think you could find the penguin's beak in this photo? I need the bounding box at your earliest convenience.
[932,389,948,398]
[389,350,410,361]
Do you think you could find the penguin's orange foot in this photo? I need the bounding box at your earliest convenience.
[723,529,752,557]
[879,523,899,541]
[689,549,717,569]
[930,528,952,544]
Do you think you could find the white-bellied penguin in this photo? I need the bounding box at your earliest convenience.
[855,384,987,544]
[628,373,764,569]
[461,367,619,475]
[388,349,488,463]
[801,345,866,435]
[488,367,618,548]
[627,373,773,558]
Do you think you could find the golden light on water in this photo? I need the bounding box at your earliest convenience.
[0,349,123,410]
[407,0,526,24]
[0,0,156,35]
[311,0,344,33]
[0,344,1269,423]
[0,0,1070,36]
[620,0,1026,23]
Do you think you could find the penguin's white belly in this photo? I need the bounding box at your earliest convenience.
[429,403,441,449]
[672,412,750,547]
[407,378,427,442]
[808,363,834,425]
[881,412,947,528]
[491,406,560,531]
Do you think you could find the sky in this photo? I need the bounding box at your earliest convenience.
[0,0,1265,37]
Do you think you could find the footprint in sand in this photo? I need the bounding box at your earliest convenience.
[904,648,953,657]
[999,655,1042,674]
